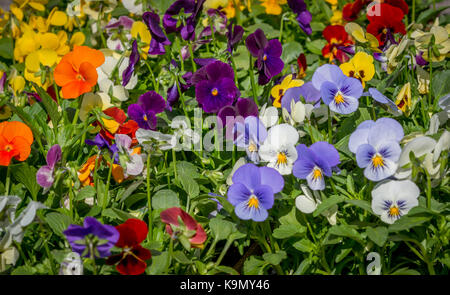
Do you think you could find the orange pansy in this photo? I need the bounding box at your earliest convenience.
[0,121,34,166]
[54,45,105,99]
[78,154,102,186]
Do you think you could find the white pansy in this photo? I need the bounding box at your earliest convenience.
[259,124,299,175]
[295,184,337,225]
[122,0,143,15]
[259,103,279,128]
[226,157,247,186]
[136,128,177,151]
[395,136,436,179]
[170,117,201,151]
[59,252,83,275]
[371,180,420,224]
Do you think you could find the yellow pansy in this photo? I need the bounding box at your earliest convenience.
[13,0,48,11]
[9,4,23,21]
[70,32,86,46]
[271,74,304,108]
[14,30,40,62]
[131,21,151,59]
[395,83,411,114]
[10,75,25,96]
[260,0,287,15]
[325,0,337,6]
[205,0,229,9]
[80,92,112,122]
[340,52,375,88]
[330,10,343,25]
[345,22,381,53]
[416,67,430,95]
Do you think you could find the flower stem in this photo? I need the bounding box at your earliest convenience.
[428,45,433,110]
[214,238,233,267]
[248,52,259,106]
[327,106,333,143]
[426,171,432,209]
[146,154,153,241]
[89,241,98,275]
[188,41,197,72]
[102,156,114,212]
[4,166,10,196]
[412,0,415,23]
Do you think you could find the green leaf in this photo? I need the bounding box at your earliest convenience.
[44,212,72,237]
[148,251,169,275]
[11,265,36,275]
[172,251,191,264]
[272,224,306,239]
[335,247,352,263]
[366,226,388,247]
[314,195,345,217]
[294,257,312,274]
[75,186,96,201]
[176,161,200,178]
[152,189,180,210]
[11,163,40,200]
[243,256,266,275]
[281,41,303,64]
[388,216,431,232]
[34,84,61,125]
[0,38,13,59]
[210,265,239,275]
[119,180,144,202]
[390,267,421,275]
[345,199,373,214]
[432,70,450,100]
[306,39,326,55]
[328,224,363,241]
[293,239,316,253]
[262,250,287,265]
[102,208,135,222]
[416,7,448,24]
[209,217,234,241]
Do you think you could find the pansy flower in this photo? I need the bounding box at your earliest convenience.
[339,52,375,88]
[271,74,304,108]
[322,25,354,63]
[143,11,171,56]
[367,3,406,47]
[259,123,299,175]
[366,88,401,115]
[297,53,307,79]
[163,0,206,41]
[287,0,312,35]
[54,46,105,99]
[160,207,207,249]
[193,61,239,113]
[260,0,286,15]
[246,29,284,85]
[106,219,151,275]
[128,91,166,130]
[97,107,140,145]
[78,155,102,187]
[0,121,34,166]
[233,116,268,164]
[218,97,259,140]
[293,142,340,190]
[227,163,284,222]
[342,0,368,21]
[348,118,404,181]
[226,21,244,54]
[281,82,321,109]
[86,133,119,163]
[371,180,419,224]
[122,40,139,87]
[63,217,119,258]
[36,144,62,192]
[312,64,363,115]
[395,82,411,114]
[115,134,145,178]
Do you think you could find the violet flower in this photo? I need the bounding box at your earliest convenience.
[227,163,284,222]
[193,60,239,113]
[312,64,363,115]
[199,9,228,39]
[127,91,166,130]
[233,116,268,164]
[163,0,205,41]
[226,21,244,55]
[246,29,284,85]
[293,142,340,190]
[85,133,119,163]
[287,0,312,35]
[281,82,321,111]
[217,97,258,140]
[167,70,193,110]
[143,11,171,55]
[122,40,140,87]
[63,217,119,258]
[36,144,62,191]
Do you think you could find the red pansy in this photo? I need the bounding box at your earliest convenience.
[106,219,151,275]
[367,3,406,46]
[322,25,354,63]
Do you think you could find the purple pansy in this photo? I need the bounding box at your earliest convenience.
[227,163,284,222]
[415,51,428,66]
[312,64,363,115]
[366,88,401,114]
[86,133,119,163]
[63,217,119,258]
[193,61,239,113]
[127,91,166,130]
[287,0,312,35]
[163,0,205,41]
[143,11,171,55]
[199,9,228,39]
[167,71,193,111]
[293,142,340,190]
[246,29,284,85]
[281,82,321,112]
[233,116,268,164]
[226,21,244,54]
[348,118,404,181]
[36,144,62,191]
[122,39,139,87]
[217,97,259,140]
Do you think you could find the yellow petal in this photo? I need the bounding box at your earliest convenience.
[345,23,367,43]
[40,33,59,50]
[102,118,120,134]
[50,11,68,26]
[28,2,46,11]
[70,32,85,46]
[339,62,355,78]
[131,21,151,45]
[288,79,304,88]
[11,76,25,96]
[10,5,23,21]
[25,51,41,72]
[38,49,57,67]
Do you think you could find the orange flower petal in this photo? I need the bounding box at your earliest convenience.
[54,59,78,87]
[0,121,33,144]
[11,136,32,161]
[72,46,105,69]
[61,80,92,99]
[79,62,98,86]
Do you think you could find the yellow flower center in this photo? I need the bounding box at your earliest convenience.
[334,93,345,104]
[143,114,148,121]
[248,141,258,152]
[4,144,13,152]
[211,88,218,96]
[372,154,384,168]
[389,206,400,217]
[247,195,259,209]
[313,168,322,180]
[76,73,84,81]
[263,54,267,61]
[276,152,287,165]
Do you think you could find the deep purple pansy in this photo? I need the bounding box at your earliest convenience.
[143,11,171,55]
[163,0,205,41]
[287,0,312,35]
[127,91,166,130]
[122,39,140,87]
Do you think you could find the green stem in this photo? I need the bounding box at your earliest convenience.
[5,166,10,196]
[279,14,284,42]
[172,148,177,182]
[428,45,433,110]
[146,154,153,241]
[412,0,415,23]
[145,59,158,92]
[188,42,197,72]
[102,156,114,212]
[214,238,233,267]
[248,52,259,106]
[327,106,333,144]
[89,241,98,275]
[426,171,432,209]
